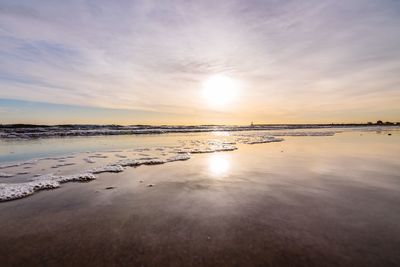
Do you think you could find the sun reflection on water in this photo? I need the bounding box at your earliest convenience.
[208,154,230,176]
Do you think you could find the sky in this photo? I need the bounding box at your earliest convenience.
[0,0,399,125]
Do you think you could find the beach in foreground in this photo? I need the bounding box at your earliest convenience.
[0,129,400,267]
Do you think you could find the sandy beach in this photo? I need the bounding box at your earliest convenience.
[1,130,399,267]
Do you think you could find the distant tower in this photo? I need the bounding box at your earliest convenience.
[251,121,254,127]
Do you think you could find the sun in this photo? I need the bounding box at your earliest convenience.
[202,75,238,106]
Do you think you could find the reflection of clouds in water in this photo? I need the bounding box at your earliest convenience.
[208,154,230,176]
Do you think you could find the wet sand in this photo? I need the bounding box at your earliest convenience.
[1,132,400,266]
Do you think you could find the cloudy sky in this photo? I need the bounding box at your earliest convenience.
[0,0,399,124]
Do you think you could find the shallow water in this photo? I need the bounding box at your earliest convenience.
[0,127,398,201]
[0,128,399,266]
[0,126,393,163]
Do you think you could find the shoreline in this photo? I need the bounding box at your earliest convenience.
[1,124,398,140]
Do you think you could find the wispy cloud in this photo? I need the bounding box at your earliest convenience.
[0,0,399,123]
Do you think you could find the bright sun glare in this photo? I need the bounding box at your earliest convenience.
[208,154,230,175]
[202,75,238,106]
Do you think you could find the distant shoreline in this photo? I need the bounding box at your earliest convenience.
[0,123,398,139]
[1,121,399,128]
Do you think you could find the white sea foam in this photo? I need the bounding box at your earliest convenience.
[0,172,15,178]
[0,173,96,201]
[88,165,124,174]
[116,159,142,167]
[242,137,284,145]
[137,158,167,165]
[0,180,60,201]
[166,153,191,162]
[50,173,96,183]
[188,147,231,153]
[0,165,123,201]
[176,140,238,154]
[117,158,166,167]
